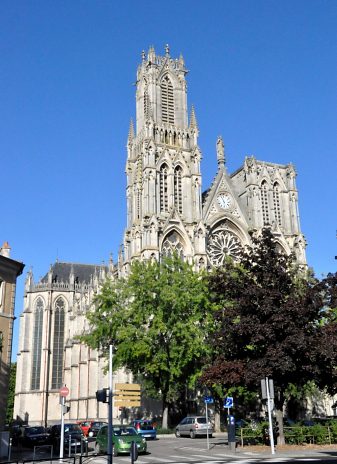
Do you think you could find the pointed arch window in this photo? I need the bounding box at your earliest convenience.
[273,182,282,226]
[31,297,44,390]
[144,87,149,119]
[174,166,183,214]
[261,180,270,225]
[161,76,174,124]
[51,298,65,389]
[160,164,169,213]
[161,231,185,259]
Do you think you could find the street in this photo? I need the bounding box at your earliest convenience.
[10,435,337,464]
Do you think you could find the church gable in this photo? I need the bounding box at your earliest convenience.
[203,167,248,227]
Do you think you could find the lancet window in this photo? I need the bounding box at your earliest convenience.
[261,180,270,225]
[31,298,44,390]
[161,76,174,124]
[160,164,169,212]
[273,182,282,226]
[161,231,185,259]
[174,166,183,214]
[51,298,65,389]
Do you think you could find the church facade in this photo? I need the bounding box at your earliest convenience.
[14,46,308,425]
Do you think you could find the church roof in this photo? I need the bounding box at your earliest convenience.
[40,262,107,284]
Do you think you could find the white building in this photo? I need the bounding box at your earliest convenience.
[14,46,307,425]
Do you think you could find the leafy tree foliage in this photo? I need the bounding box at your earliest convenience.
[201,229,337,445]
[6,363,16,425]
[82,255,212,428]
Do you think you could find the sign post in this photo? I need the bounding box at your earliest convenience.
[203,395,213,450]
[261,377,275,454]
[59,385,69,458]
[224,397,235,452]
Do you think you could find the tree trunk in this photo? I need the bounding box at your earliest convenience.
[162,404,169,430]
[214,410,221,432]
[275,407,285,445]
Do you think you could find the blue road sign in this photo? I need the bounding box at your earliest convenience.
[204,395,214,404]
[224,396,234,408]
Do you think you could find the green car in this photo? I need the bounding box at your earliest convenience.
[95,425,147,456]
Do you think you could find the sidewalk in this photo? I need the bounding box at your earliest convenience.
[158,432,337,459]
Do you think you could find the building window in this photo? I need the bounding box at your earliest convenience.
[174,166,183,214]
[273,182,282,226]
[144,88,149,119]
[161,231,185,259]
[261,180,270,225]
[31,297,44,390]
[136,189,141,220]
[160,164,169,212]
[161,76,174,124]
[51,298,65,389]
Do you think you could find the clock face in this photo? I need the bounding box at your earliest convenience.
[217,193,232,209]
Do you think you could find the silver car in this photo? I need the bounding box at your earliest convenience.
[175,416,213,438]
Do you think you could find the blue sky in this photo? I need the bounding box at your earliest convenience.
[1,0,336,360]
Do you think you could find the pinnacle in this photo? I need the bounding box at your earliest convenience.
[189,105,198,129]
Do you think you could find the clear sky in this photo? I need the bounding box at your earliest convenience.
[2,0,336,360]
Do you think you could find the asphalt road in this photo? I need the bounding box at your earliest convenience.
[9,435,337,464]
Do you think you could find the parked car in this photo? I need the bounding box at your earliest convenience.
[95,425,147,456]
[129,420,157,440]
[175,416,213,438]
[49,423,84,452]
[88,421,108,437]
[77,421,91,437]
[19,426,50,448]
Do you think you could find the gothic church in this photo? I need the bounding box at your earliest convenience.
[14,46,307,425]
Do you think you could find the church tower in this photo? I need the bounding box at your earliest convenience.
[123,45,206,270]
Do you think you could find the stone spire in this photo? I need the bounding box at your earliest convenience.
[0,241,11,258]
[165,44,170,57]
[189,105,198,129]
[148,46,155,63]
[216,136,225,167]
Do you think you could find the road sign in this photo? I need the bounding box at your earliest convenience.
[114,383,141,408]
[59,385,69,397]
[203,395,214,404]
[224,396,233,408]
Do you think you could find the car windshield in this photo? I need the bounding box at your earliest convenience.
[139,424,153,430]
[26,427,45,435]
[113,427,137,436]
[196,417,207,424]
[64,424,81,433]
[92,422,104,427]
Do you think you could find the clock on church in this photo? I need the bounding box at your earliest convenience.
[217,192,233,209]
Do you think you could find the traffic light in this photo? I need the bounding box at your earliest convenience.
[96,388,108,403]
[275,420,280,436]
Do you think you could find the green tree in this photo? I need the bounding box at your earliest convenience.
[6,362,16,425]
[201,228,327,445]
[82,255,212,428]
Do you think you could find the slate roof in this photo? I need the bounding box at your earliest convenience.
[40,262,107,284]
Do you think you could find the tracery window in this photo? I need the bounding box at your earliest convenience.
[51,298,65,389]
[161,76,174,124]
[261,180,270,225]
[159,164,168,213]
[273,182,282,226]
[31,297,44,390]
[207,226,242,266]
[161,231,185,259]
[174,166,183,214]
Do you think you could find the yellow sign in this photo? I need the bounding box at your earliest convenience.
[114,383,141,408]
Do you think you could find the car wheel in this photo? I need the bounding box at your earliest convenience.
[190,430,195,439]
[175,429,181,438]
[94,442,101,454]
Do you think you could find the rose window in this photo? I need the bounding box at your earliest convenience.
[207,229,242,265]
